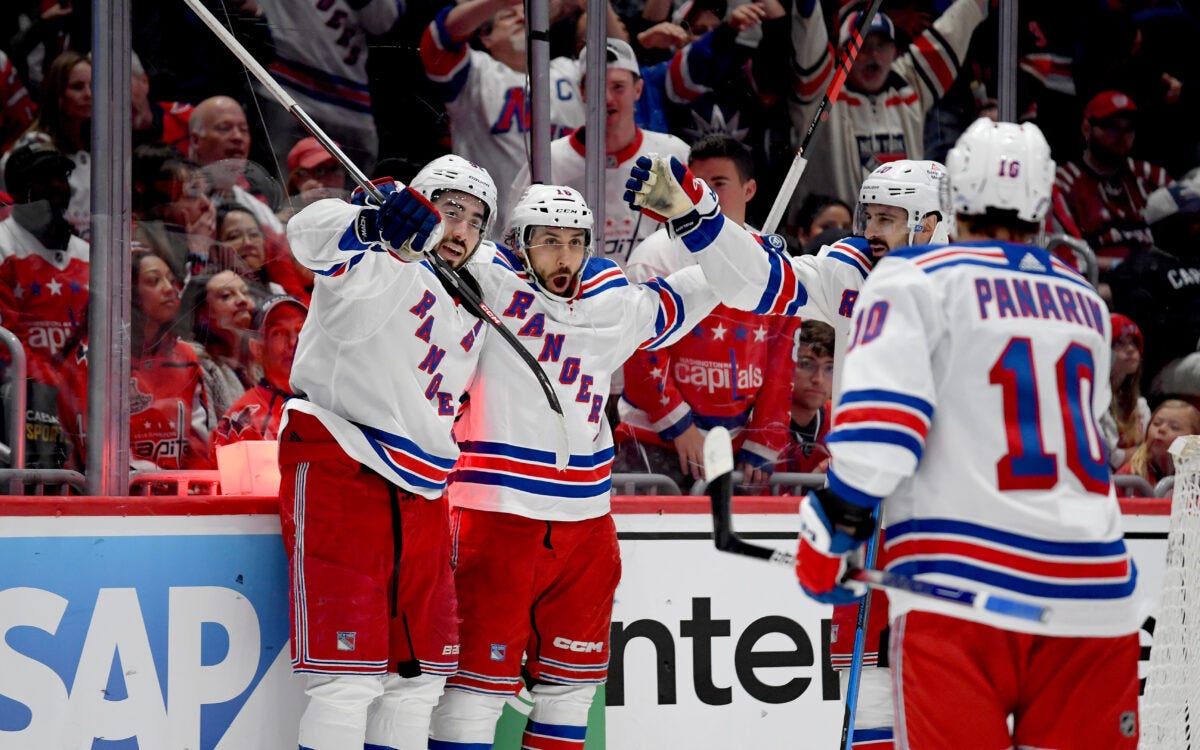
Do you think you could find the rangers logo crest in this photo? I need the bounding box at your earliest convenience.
[490,643,507,661]
[336,631,357,651]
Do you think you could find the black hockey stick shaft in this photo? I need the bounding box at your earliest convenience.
[182,0,571,464]
[702,428,1050,623]
[761,0,886,233]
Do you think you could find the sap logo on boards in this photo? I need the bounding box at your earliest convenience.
[0,531,291,749]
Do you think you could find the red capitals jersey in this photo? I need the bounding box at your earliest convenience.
[58,338,214,471]
[1051,158,1173,261]
[0,49,35,152]
[620,305,796,469]
[0,217,90,386]
[210,380,291,459]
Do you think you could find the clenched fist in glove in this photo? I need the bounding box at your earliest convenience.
[795,487,875,605]
[354,182,441,262]
[624,155,721,240]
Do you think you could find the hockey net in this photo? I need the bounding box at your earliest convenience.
[1141,434,1200,748]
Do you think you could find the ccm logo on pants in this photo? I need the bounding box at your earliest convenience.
[554,637,605,653]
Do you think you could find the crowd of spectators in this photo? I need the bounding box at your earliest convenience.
[0,0,1198,490]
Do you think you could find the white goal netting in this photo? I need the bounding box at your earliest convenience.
[1141,435,1200,748]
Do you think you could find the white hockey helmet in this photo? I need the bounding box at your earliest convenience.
[946,118,1055,225]
[855,159,952,245]
[410,154,498,241]
[505,184,594,299]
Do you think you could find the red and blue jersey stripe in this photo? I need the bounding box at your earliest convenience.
[357,423,459,493]
[885,517,1137,601]
[452,441,615,499]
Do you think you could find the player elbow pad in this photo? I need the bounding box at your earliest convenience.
[812,486,875,542]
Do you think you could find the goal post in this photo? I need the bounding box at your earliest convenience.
[1140,434,1200,747]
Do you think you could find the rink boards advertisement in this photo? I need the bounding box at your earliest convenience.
[0,495,1171,749]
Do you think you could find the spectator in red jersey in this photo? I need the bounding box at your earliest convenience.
[1100,314,1151,471]
[130,50,193,152]
[778,319,834,474]
[1117,398,1200,488]
[8,50,92,240]
[1051,91,1174,271]
[57,249,213,471]
[0,48,37,154]
[616,134,794,491]
[210,295,306,458]
[0,141,87,468]
[180,269,258,424]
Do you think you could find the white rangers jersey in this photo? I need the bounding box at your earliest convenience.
[505,128,690,269]
[789,0,986,205]
[283,196,488,499]
[449,215,763,521]
[420,9,584,217]
[257,0,398,149]
[825,241,1143,637]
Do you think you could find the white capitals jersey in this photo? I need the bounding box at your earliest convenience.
[827,241,1143,637]
[505,128,690,269]
[448,246,719,521]
[283,196,488,499]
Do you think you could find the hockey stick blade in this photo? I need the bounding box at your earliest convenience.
[702,429,1050,624]
[181,0,570,469]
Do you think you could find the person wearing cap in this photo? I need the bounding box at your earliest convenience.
[285,136,346,197]
[0,140,88,469]
[209,295,307,457]
[788,0,988,208]
[506,36,690,270]
[1108,178,1200,395]
[1100,313,1151,471]
[419,0,585,217]
[1051,90,1173,270]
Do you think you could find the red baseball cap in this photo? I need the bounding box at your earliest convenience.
[1110,313,1143,354]
[1084,91,1137,122]
[287,137,336,174]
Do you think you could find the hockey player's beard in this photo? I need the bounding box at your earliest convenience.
[868,239,891,259]
[542,267,575,296]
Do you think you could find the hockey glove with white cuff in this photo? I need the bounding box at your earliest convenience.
[354,182,441,262]
[795,487,875,605]
[625,155,720,239]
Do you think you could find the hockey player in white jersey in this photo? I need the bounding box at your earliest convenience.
[429,170,770,749]
[820,159,951,750]
[280,155,498,750]
[795,119,1143,748]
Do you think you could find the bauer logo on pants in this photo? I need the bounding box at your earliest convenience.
[337,631,357,651]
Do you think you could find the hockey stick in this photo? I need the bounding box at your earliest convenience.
[182,0,570,469]
[841,515,881,750]
[760,0,885,234]
[702,428,1051,623]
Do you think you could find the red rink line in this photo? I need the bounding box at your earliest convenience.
[0,495,1171,517]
